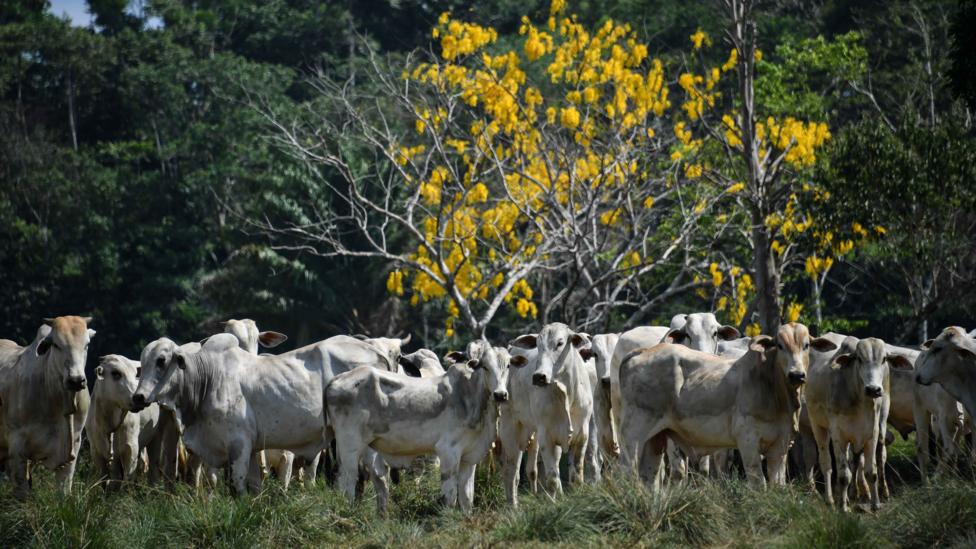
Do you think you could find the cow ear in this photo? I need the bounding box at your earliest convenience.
[664,329,688,345]
[886,355,913,370]
[921,339,934,350]
[958,348,976,361]
[467,359,482,369]
[444,351,466,364]
[37,337,52,355]
[749,335,775,354]
[398,355,422,377]
[509,355,529,368]
[510,334,537,349]
[835,354,854,367]
[95,366,105,379]
[176,354,187,370]
[717,326,740,341]
[258,331,288,348]
[199,336,211,346]
[578,348,594,361]
[136,367,142,378]
[810,337,838,353]
[570,333,588,348]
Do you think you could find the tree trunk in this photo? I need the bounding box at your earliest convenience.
[66,71,78,152]
[752,215,781,334]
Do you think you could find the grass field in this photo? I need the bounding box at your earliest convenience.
[2,436,976,548]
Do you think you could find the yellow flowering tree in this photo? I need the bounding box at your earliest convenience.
[254,2,729,338]
[669,0,847,333]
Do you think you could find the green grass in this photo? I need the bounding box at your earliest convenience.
[2,439,976,548]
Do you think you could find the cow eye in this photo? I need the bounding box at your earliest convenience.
[557,340,564,347]
[803,341,810,350]
[777,342,784,350]
[111,371,122,380]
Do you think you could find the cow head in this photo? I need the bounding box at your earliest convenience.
[133,337,181,412]
[753,323,837,386]
[96,354,142,411]
[509,323,586,387]
[916,326,976,386]
[398,348,443,378]
[834,337,908,399]
[447,341,510,402]
[589,333,620,388]
[36,316,95,392]
[664,313,740,354]
[223,319,287,355]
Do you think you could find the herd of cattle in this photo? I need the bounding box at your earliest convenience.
[1,314,975,514]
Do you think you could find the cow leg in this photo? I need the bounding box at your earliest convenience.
[146,430,164,485]
[914,408,933,479]
[499,419,525,506]
[863,438,881,511]
[766,438,789,487]
[876,435,889,500]
[247,452,265,494]
[811,426,833,504]
[936,412,961,475]
[525,435,540,494]
[538,437,563,499]
[853,452,868,502]
[831,433,851,512]
[229,442,253,497]
[119,439,140,486]
[801,430,819,490]
[667,440,687,482]
[585,416,601,483]
[439,452,462,508]
[277,451,295,492]
[303,452,321,488]
[8,454,30,500]
[458,461,477,514]
[90,435,112,487]
[337,439,365,504]
[369,453,390,516]
[711,450,729,479]
[569,422,589,486]
[737,432,766,489]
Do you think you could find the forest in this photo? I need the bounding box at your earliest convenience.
[2,0,975,357]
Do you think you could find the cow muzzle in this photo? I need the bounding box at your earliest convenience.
[864,385,883,399]
[532,373,550,387]
[493,390,509,402]
[787,371,806,385]
[65,375,85,392]
[131,392,148,412]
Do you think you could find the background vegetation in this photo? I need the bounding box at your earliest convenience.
[1,0,973,354]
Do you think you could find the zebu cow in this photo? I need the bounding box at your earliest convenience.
[356,335,411,372]
[132,332,392,495]
[223,319,303,490]
[87,354,171,487]
[505,323,594,500]
[581,333,619,458]
[326,341,508,514]
[617,323,836,490]
[0,316,94,499]
[806,337,909,511]
[917,327,976,425]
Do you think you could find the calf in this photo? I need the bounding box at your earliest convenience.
[617,323,835,490]
[87,355,167,487]
[326,343,508,514]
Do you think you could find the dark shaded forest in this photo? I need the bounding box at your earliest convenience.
[2,0,974,358]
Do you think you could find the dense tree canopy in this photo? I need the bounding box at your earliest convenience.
[0,0,972,359]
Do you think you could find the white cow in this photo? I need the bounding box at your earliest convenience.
[87,354,168,487]
[0,316,94,499]
[806,337,909,511]
[617,323,836,491]
[326,341,508,514]
[506,323,594,500]
[916,327,976,428]
[132,332,392,495]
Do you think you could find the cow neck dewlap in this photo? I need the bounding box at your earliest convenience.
[176,351,226,426]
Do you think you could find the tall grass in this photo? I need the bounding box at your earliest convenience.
[2,439,975,548]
